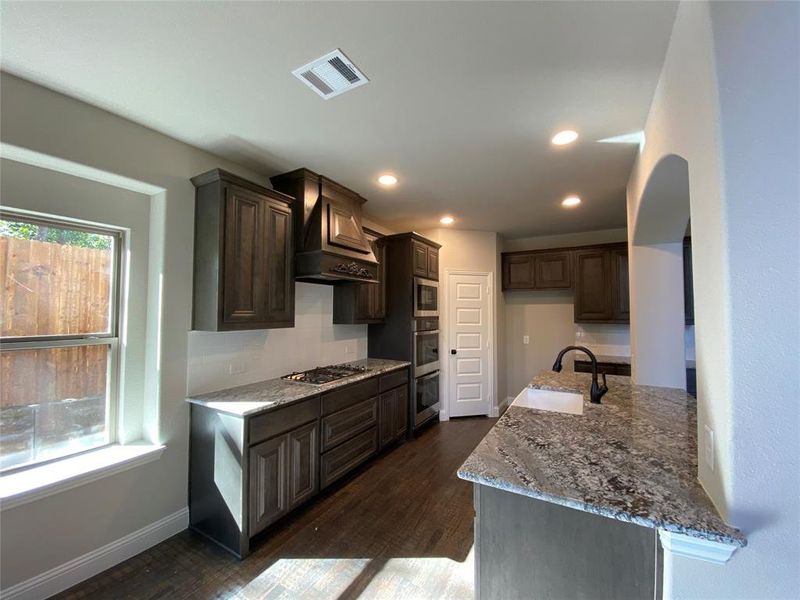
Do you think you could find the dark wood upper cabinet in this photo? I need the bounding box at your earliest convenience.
[502,243,629,324]
[683,237,694,325]
[222,186,267,325]
[191,169,295,331]
[611,247,630,322]
[573,248,614,322]
[534,251,572,289]
[333,229,387,324]
[427,246,439,281]
[413,241,429,278]
[503,254,535,289]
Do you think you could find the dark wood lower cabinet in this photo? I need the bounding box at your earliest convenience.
[189,367,410,558]
[379,384,409,449]
[474,484,659,600]
[249,434,289,535]
[320,427,379,489]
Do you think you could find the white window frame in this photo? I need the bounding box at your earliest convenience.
[0,209,125,474]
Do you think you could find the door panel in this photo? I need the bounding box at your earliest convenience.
[288,421,318,509]
[448,274,492,417]
[503,254,534,289]
[413,242,429,278]
[611,247,630,322]
[265,200,294,325]
[248,434,288,535]
[394,384,408,439]
[379,389,396,448]
[223,185,266,324]
[534,252,572,289]
[574,249,613,322]
[427,247,439,281]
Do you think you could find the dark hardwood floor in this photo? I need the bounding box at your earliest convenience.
[54,416,495,600]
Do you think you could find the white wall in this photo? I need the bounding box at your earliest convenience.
[187,283,367,395]
[627,1,800,597]
[420,229,504,415]
[0,72,294,590]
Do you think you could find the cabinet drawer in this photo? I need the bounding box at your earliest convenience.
[380,369,408,392]
[321,377,379,416]
[320,426,378,489]
[249,397,320,446]
[321,397,378,452]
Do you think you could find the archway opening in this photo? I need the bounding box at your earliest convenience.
[629,154,691,389]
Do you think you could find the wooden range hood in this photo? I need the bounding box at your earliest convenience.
[270,168,379,284]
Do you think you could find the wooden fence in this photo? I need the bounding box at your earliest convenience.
[0,238,111,409]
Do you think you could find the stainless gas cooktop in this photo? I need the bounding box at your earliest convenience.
[281,364,369,385]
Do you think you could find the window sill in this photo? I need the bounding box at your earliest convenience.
[0,443,165,511]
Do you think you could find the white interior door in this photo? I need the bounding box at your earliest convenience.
[447,272,492,417]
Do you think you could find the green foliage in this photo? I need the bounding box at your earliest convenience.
[0,219,112,250]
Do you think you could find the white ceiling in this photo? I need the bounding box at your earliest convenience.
[0,1,678,238]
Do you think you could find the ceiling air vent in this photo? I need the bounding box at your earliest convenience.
[292,49,369,99]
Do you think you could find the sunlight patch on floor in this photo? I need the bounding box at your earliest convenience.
[234,546,474,599]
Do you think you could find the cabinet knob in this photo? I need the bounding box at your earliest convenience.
[450,349,457,355]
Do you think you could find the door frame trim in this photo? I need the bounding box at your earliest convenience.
[442,269,495,420]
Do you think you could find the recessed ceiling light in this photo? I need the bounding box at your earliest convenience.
[378,174,398,186]
[551,130,579,146]
[561,196,582,207]
[440,216,455,225]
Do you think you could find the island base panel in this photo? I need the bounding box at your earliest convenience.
[474,484,660,600]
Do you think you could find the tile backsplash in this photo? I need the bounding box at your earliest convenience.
[187,283,367,395]
[574,323,632,357]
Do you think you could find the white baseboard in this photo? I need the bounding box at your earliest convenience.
[2,507,189,600]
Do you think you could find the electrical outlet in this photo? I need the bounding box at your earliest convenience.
[229,362,246,375]
[344,344,353,354]
[523,336,530,345]
[703,424,715,471]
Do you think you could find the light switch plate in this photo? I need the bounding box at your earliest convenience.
[703,424,714,471]
[523,336,530,345]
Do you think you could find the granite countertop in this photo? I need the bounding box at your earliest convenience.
[186,358,410,417]
[457,370,746,547]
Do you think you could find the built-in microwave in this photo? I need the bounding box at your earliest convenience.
[413,277,438,317]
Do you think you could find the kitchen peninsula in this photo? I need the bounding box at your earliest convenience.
[458,371,746,599]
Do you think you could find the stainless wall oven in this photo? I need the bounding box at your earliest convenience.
[413,277,438,317]
[412,317,439,376]
[414,370,440,427]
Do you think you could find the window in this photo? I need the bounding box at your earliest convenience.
[0,211,123,472]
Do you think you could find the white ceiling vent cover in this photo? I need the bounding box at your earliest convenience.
[292,49,369,99]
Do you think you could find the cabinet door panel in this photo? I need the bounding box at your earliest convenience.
[265,199,294,326]
[427,247,439,281]
[379,389,396,448]
[503,254,534,289]
[534,252,572,289]
[413,241,429,277]
[249,434,288,535]
[394,384,409,439]
[223,185,266,324]
[372,238,387,319]
[611,247,630,322]
[288,421,318,509]
[574,250,612,321]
